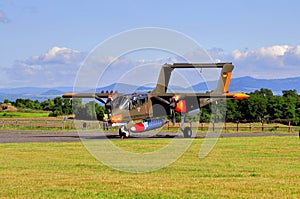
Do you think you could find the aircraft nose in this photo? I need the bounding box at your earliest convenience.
[110,114,123,123]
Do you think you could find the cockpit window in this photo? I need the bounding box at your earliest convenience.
[129,93,148,109]
[112,94,148,110]
[112,96,130,110]
[138,94,148,105]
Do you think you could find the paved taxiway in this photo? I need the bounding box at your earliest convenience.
[0,130,297,143]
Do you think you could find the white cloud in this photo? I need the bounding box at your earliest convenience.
[4,45,300,88]
[232,45,291,61]
[210,45,300,79]
[5,46,173,88]
[5,46,86,87]
[283,45,300,66]
[29,46,83,65]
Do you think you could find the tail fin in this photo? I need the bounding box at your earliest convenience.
[152,64,174,94]
[151,63,234,94]
[215,63,234,93]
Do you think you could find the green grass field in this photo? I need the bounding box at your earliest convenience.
[0,137,299,198]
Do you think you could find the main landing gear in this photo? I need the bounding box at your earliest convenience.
[180,113,192,138]
[183,127,192,138]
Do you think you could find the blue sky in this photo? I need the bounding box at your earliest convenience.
[1,0,300,88]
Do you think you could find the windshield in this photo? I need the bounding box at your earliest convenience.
[111,96,130,110]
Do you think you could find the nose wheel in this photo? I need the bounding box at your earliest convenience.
[119,125,130,138]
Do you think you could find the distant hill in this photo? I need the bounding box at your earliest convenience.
[192,76,300,95]
[41,89,65,95]
[0,76,299,102]
[230,76,300,94]
[0,87,74,102]
[0,87,73,95]
[95,83,154,93]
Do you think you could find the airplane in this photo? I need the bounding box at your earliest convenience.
[63,62,249,138]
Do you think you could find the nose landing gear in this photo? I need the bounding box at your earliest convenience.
[119,125,130,138]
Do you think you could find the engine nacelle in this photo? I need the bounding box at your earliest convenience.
[174,100,186,113]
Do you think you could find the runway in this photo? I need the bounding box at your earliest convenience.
[0,130,297,143]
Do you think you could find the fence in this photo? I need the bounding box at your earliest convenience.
[1,119,299,133]
[1,119,74,130]
[0,118,104,130]
[165,121,300,133]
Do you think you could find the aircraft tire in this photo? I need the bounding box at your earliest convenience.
[183,127,192,138]
[119,126,129,138]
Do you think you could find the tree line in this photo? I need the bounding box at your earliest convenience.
[1,88,300,125]
[2,97,107,120]
[197,89,300,125]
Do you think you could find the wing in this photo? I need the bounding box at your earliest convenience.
[62,92,120,104]
[150,92,249,113]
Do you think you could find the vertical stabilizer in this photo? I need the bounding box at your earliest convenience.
[151,64,174,94]
[215,63,234,93]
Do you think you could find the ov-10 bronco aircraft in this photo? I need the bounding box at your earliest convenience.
[63,62,249,138]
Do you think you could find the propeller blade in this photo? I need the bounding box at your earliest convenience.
[95,96,106,104]
[152,96,170,105]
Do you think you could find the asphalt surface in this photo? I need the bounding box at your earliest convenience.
[0,130,298,143]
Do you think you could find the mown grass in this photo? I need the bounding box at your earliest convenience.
[0,112,49,118]
[0,137,299,198]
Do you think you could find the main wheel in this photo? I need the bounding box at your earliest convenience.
[183,127,192,138]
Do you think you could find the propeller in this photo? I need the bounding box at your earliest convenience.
[95,95,113,114]
[153,94,186,125]
[170,94,185,109]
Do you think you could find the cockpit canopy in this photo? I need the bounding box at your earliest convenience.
[111,93,148,110]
